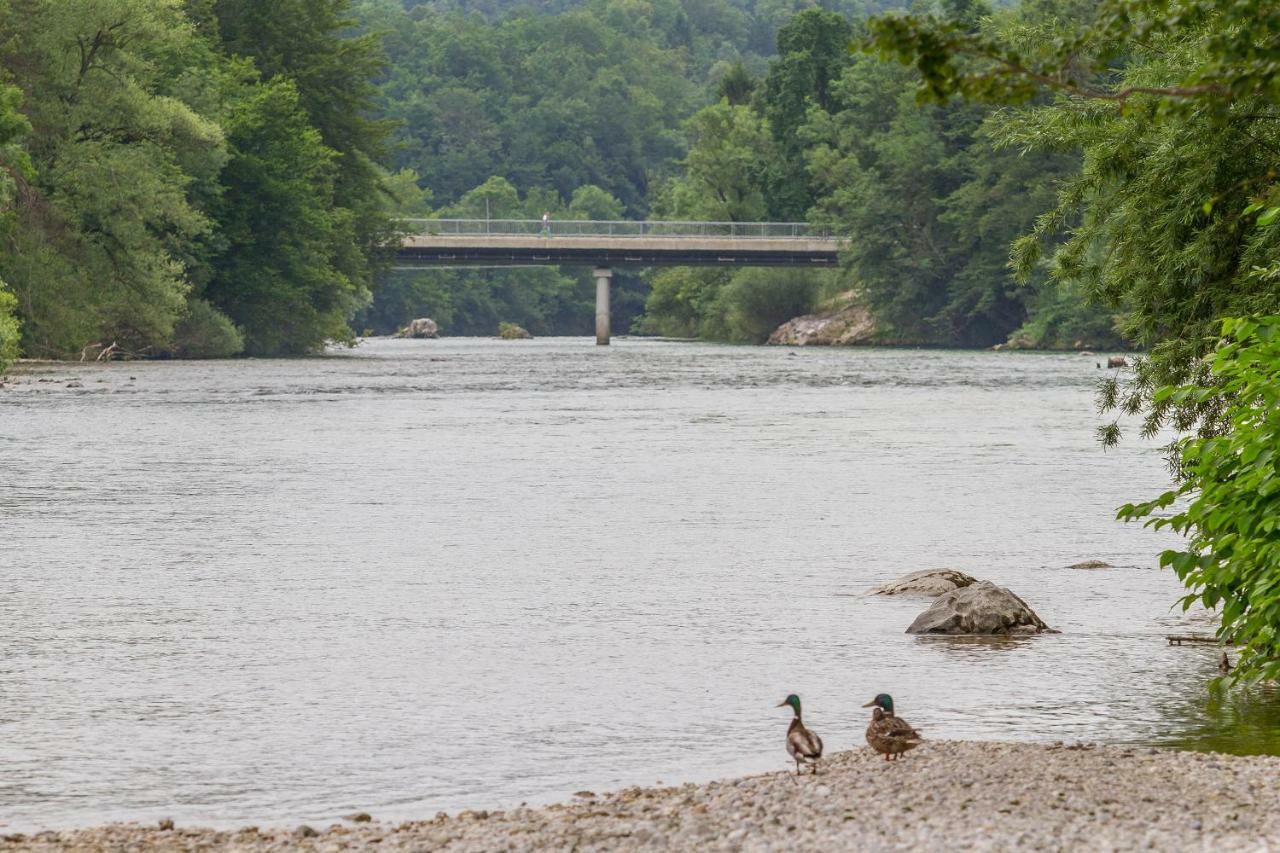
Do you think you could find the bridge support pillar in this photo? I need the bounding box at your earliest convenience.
[594,266,612,346]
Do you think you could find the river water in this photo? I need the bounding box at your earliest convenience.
[0,338,1271,831]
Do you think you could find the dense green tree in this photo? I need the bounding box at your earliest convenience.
[1121,317,1280,685]
[642,0,1114,347]
[996,40,1280,441]
[0,0,1119,361]
[866,0,1280,679]
[568,184,626,220]
[713,60,757,106]
[799,1,1119,348]
[0,80,24,372]
[656,102,771,222]
[806,59,978,343]
[637,265,838,341]
[716,267,827,342]
[759,8,856,218]
[864,0,1280,435]
[636,267,735,338]
[208,77,367,354]
[213,0,395,276]
[0,282,17,373]
[0,0,224,358]
[373,3,696,215]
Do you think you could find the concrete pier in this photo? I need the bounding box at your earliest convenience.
[594,267,612,346]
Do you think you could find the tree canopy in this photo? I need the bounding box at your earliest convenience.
[0,0,1145,364]
[865,0,1280,679]
[0,0,391,361]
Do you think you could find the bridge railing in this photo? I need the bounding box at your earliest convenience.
[399,219,834,239]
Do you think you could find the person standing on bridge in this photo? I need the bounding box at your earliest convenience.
[541,211,551,238]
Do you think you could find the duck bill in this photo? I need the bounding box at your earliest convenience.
[775,701,787,707]
[861,700,875,707]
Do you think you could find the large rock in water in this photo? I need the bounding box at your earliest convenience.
[871,569,978,597]
[906,581,1054,635]
[397,318,439,339]
[767,291,875,346]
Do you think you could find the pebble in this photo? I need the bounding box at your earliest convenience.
[6,742,1280,851]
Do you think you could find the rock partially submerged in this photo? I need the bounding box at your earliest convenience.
[1069,560,1112,570]
[871,569,978,597]
[767,291,876,346]
[498,322,532,340]
[396,318,439,339]
[906,581,1055,635]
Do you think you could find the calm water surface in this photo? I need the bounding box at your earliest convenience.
[0,338,1269,830]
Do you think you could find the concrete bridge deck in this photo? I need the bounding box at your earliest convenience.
[394,219,845,344]
[396,219,841,268]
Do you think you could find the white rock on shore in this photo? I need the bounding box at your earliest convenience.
[767,291,875,346]
[395,318,439,339]
[8,741,1279,851]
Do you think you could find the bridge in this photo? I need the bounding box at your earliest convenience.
[397,219,842,345]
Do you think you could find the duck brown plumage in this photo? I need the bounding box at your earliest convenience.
[778,694,823,774]
[862,693,922,761]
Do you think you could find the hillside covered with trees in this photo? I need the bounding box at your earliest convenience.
[0,0,1232,370]
[0,0,397,368]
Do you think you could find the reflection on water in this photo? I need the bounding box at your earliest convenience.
[1158,682,1280,755]
[0,338,1271,831]
[912,634,1041,655]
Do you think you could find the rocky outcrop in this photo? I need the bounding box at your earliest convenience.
[871,569,978,597]
[1069,560,1112,570]
[767,291,875,346]
[396,318,439,339]
[498,323,532,340]
[906,581,1055,635]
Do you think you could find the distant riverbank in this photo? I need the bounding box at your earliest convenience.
[7,741,1277,851]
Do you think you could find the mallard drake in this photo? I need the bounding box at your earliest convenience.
[862,693,922,761]
[777,694,823,775]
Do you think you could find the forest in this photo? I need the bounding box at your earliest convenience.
[0,0,1272,366]
[0,0,1128,371]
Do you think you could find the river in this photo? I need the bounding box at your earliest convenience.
[0,338,1269,831]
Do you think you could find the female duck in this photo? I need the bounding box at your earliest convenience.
[777,694,823,775]
[862,693,922,761]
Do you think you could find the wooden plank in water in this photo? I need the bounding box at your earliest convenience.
[1165,634,1230,646]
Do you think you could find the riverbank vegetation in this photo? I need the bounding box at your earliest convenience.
[0,0,1130,368]
[0,0,1273,368]
[0,0,392,363]
[360,0,1125,348]
[868,0,1280,679]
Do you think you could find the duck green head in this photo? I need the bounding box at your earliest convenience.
[862,693,894,713]
[776,694,801,715]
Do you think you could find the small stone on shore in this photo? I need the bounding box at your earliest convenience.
[8,742,1280,851]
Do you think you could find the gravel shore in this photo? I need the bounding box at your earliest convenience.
[5,741,1276,851]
